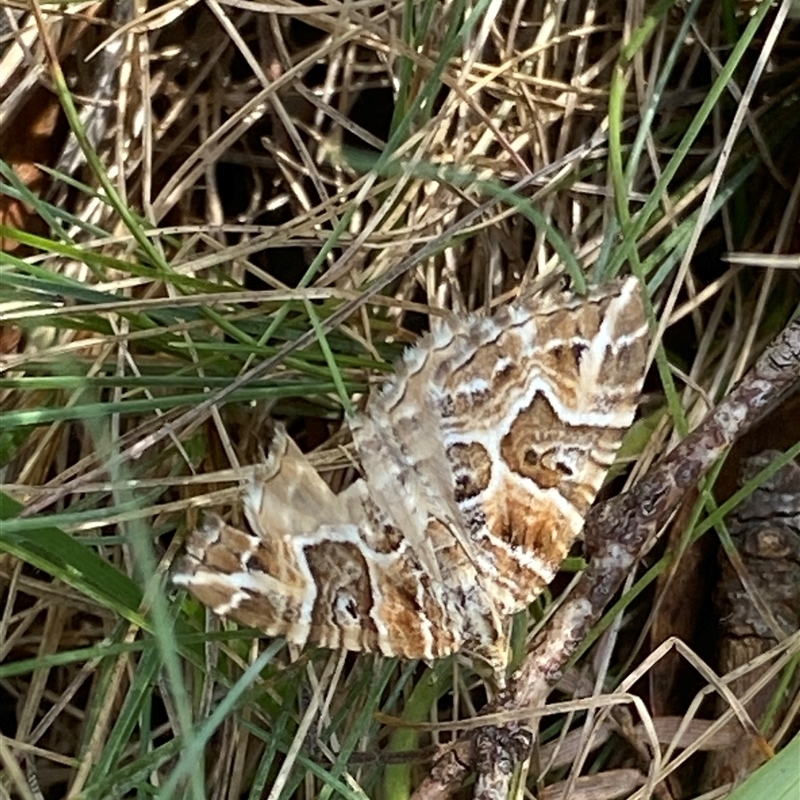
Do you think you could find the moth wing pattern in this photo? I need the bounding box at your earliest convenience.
[174,277,649,666]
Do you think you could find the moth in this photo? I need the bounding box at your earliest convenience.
[174,277,648,670]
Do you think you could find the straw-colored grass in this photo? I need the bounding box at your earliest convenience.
[1,1,798,798]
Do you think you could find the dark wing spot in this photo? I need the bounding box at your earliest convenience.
[447,442,492,501]
[245,554,264,572]
[338,592,360,621]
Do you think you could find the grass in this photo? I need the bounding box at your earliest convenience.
[1,0,799,798]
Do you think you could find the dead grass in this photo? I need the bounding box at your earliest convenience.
[1,1,799,799]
